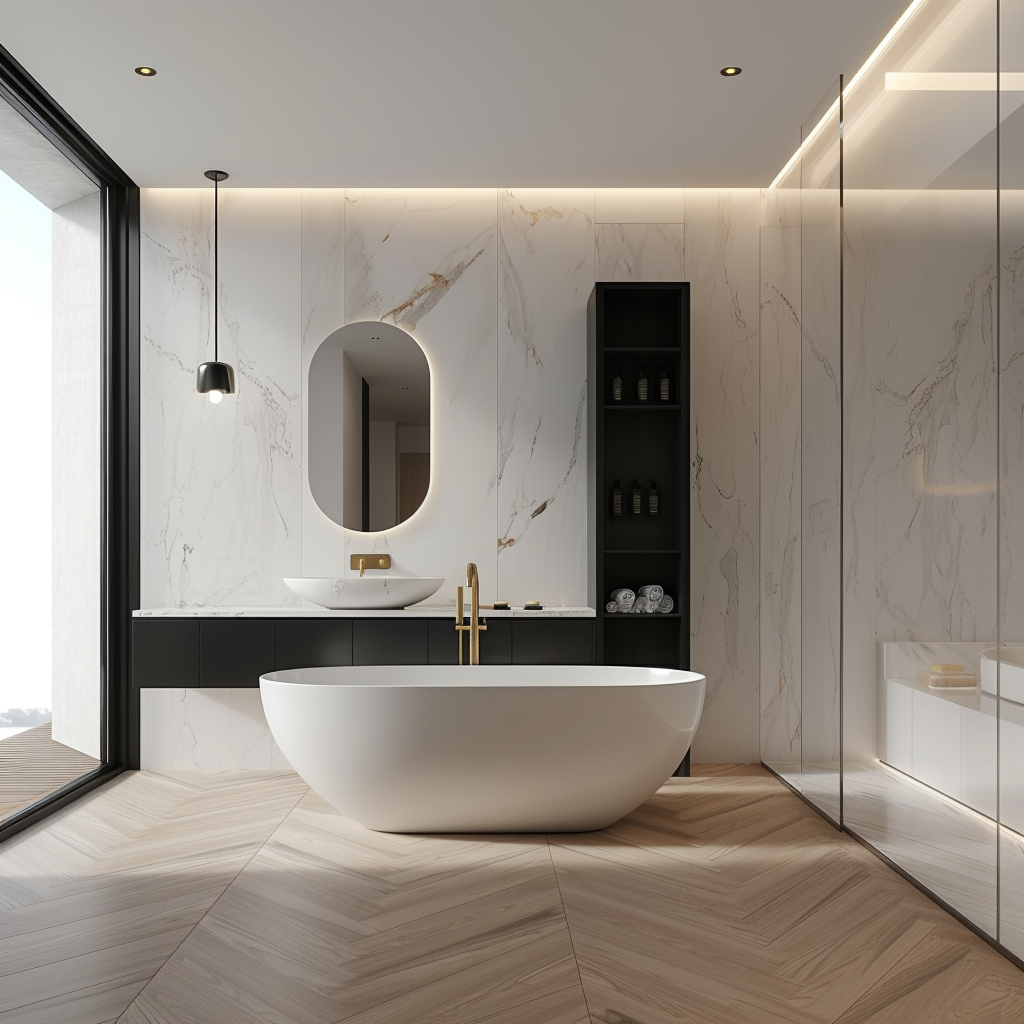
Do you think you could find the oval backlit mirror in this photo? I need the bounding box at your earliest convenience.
[308,322,430,532]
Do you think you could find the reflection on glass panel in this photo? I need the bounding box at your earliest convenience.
[999,0,1024,961]
[0,94,102,821]
[799,80,843,823]
[759,79,842,822]
[842,0,999,938]
[759,178,803,782]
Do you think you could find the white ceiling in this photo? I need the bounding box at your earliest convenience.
[0,0,911,187]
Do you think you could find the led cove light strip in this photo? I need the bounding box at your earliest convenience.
[769,0,929,189]
[885,71,1024,90]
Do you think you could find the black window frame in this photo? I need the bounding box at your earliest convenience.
[0,42,138,842]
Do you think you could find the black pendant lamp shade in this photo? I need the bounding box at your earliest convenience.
[196,169,235,403]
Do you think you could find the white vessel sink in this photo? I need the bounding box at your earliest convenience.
[981,647,1024,705]
[284,576,444,610]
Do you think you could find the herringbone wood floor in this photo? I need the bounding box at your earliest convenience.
[1,764,1023,1023]
[0,724,100,820]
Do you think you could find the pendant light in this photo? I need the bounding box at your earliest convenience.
[196,169,235,403]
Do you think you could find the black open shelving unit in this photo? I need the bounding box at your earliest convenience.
[588,282,690,770]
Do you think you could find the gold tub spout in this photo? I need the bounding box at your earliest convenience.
[455,562,487,665]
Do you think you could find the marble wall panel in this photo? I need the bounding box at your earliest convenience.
[799,191,842,773]
[594,188,685,224]
[759,186,803,769]
[140,188,302,608]
[140,688,291,770]
[299,189,347,578]
[686,189,761,763]
[595,224,684,282]
[141,185,765,762]
[870,190,998,643]
[330,188,500,599]
[497,189,594,606]
[841,190,880,762]
[1000,191,1024,639]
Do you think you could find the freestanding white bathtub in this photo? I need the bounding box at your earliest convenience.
[260,664,705,833]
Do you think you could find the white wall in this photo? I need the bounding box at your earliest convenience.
[140,187,762,762]
[368,419,397,530]
[51,191,101,758]
[342,350,362,531]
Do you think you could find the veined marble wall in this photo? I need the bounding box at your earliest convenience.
[140,186,762,763]
[760,185,1001,771]
[759,186,802,772]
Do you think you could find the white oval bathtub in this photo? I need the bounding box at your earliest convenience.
[260,664,705,833]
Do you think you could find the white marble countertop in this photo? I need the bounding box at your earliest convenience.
[133,606,596,619]
[888,674,988,712]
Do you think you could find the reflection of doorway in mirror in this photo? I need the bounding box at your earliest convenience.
[399,453,430,524]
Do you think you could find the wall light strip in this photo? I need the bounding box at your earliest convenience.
[769,0,929,188]
[885,71,1024,90]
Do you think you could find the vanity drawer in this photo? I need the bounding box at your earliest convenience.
[200,619,275,688]
[133,619,200,688]
[276,619,353,669]
[352,619,429,665]
[512,619,595,664]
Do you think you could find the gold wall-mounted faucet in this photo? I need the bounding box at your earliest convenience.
[455,562,487,665]
[350,554,392,577]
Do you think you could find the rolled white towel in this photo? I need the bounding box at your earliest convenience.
[658,593,674,614]
[610,588,635,613]
[633,595,648,613]
[638,584,664,608]
[605,600,618,614]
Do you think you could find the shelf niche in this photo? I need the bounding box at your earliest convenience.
[588,282,691,772]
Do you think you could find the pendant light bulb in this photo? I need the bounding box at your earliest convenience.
[196,169,236,402]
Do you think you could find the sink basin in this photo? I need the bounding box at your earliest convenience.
[981,647,1024,705]
[284,576,445,610]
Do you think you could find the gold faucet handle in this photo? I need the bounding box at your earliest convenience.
[350,554,392,577]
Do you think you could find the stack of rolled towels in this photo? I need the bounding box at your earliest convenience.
[606,585,674,614]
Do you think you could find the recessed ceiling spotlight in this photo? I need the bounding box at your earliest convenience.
[720,66,742,77]
[134,66,157,77]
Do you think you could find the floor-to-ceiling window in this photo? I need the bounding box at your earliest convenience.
[0,45,137,839]
[0,157,103,818]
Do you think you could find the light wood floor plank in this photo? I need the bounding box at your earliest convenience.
[122,789,587,1024]
[1,764,1022,1024]
[0,770,306,1023]
[0,725,100,821]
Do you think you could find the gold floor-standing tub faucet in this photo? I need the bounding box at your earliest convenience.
[455,562,487,665]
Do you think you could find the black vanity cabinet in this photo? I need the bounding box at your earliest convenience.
[132,614,595,688]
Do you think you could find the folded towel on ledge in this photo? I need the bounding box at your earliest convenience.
[638,584,664,608]
[610,588,636,613]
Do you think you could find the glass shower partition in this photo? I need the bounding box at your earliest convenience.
[999,0,1024,961]
[759,78,843,823]
[841,0,1000,940]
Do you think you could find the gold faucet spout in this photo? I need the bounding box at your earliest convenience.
[462,562,486,665]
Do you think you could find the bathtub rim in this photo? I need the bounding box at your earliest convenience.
[260,664,705,689]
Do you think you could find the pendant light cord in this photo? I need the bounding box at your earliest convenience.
[213,175,219,363]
